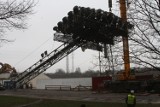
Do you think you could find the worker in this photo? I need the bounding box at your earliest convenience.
[126,90,136,107]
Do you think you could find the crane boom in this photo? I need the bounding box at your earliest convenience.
[120,0,130,79]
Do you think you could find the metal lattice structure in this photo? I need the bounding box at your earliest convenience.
[12,37,84,88]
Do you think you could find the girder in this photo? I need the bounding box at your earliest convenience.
[12,37,83,88]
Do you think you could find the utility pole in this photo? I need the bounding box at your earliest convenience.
[119,0,130,79]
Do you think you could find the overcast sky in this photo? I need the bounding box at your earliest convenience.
[0,0,120,73]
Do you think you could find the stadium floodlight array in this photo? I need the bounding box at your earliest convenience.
[53,6,133,45]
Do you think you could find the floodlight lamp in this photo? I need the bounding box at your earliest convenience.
[73,6,79,14]
[41,53,44,58]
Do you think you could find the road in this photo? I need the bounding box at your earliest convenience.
[0,89,160,104]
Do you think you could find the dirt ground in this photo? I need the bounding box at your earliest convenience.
[0,89,160,104]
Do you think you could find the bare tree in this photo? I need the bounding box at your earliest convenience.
[128,0,160,70]
[0,0,35,43]
[91,41,124,74]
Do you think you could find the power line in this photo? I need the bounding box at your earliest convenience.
[14,36,53,66]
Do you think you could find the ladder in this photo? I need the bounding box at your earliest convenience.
[13,37,84,88]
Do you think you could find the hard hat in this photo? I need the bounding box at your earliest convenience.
[130,90,134,93]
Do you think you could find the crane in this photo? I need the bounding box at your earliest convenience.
[104,0,160,93]
[107,0,132,80]
[119,0,131,80]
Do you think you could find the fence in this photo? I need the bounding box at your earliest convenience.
[73,85,92,91]
[45,85,71,91]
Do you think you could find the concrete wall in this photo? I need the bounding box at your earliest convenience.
[36,77,92,89]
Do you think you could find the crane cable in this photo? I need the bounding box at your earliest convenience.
[14,36,53,66]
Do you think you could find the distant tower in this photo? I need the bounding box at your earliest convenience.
[66,55,69,73]
[66,52,74,73]
[72,52,74,72]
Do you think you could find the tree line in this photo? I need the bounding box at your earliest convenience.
[45,68,112,78]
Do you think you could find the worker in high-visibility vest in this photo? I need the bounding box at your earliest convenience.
[126,90,136,107]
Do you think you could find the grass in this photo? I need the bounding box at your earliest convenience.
[0,95,160,107]
[0,95,37,107]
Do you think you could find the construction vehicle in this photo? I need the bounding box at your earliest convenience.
[103,0,160,93]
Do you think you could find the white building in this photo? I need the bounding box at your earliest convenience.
[29,73,51,89]
[0,73,11,85]
[0,72,92,90]
[36,77,92,89]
